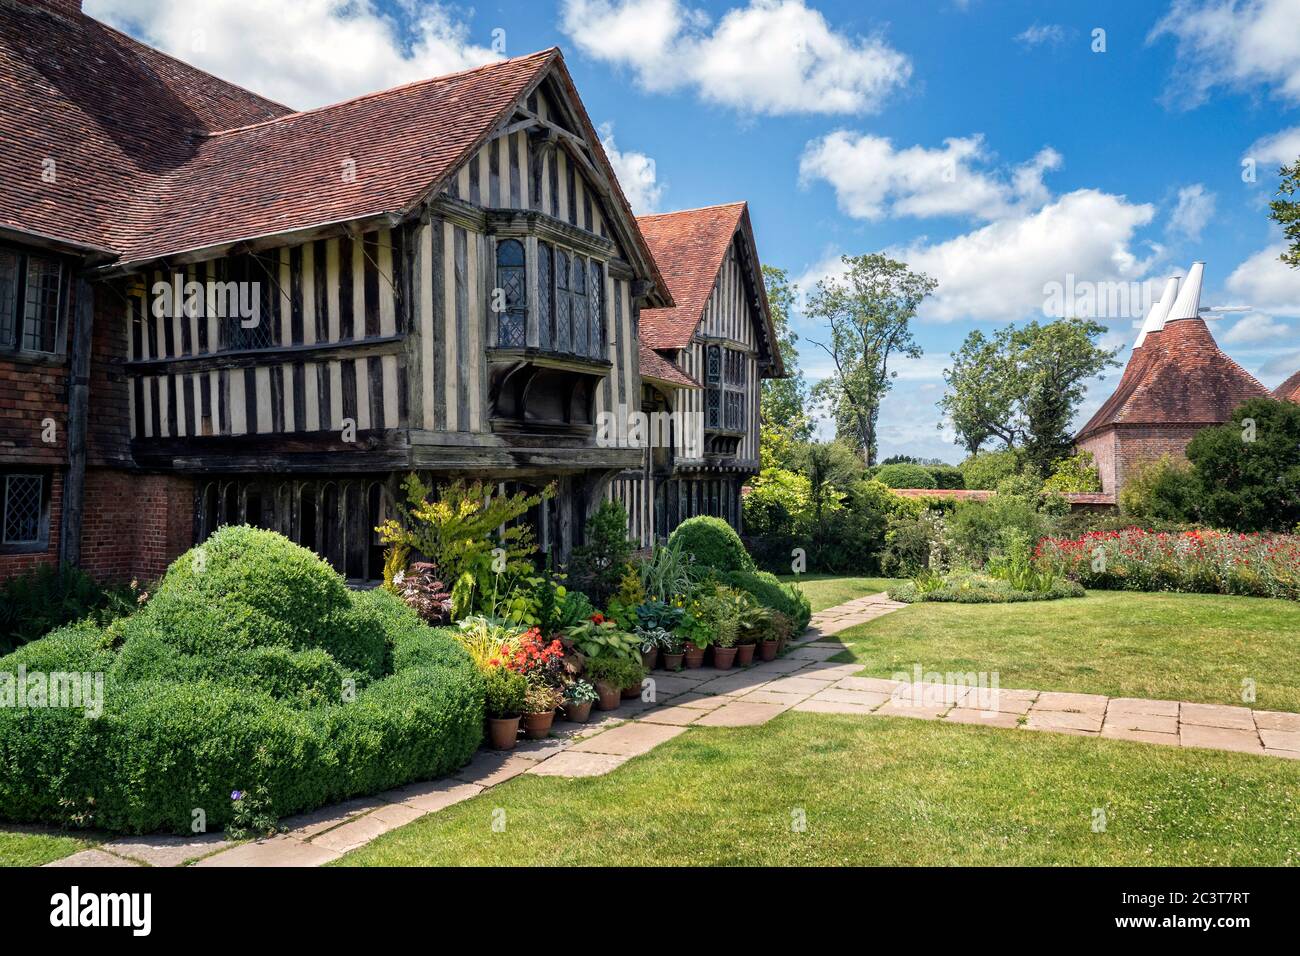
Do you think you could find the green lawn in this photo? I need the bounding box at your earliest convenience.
[338,712,1300,866]
[828,590,1300,712]
[0,829,92,867]
[780,573,904,612]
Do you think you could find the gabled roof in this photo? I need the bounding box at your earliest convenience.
[1276,369,1300,403]
[0,0,288,256]
[1077,263,1269,439]
[636,202,781,373]
[639,343,700,390]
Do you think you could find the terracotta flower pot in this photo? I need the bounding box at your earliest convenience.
[759,640,779,662]
[487,715,520,750]
[641,647,659,670]
[621,681,642,700]
[735,643,756,666]
[683,643,706,669]
[522,709,555,740]
[712,645,738,670]
[661,652,685,671]
[777,636,788,654]
[562,699,593,723]
[595,681,621,711]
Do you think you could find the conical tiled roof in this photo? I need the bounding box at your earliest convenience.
[1077,264,1269,439]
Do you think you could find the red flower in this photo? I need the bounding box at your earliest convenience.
[590,613,606,624]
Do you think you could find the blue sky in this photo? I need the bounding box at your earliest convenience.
[87,0,1300,461]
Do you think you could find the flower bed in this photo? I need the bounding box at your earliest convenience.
[889,572,1084,604]
[1037,529,1300,600]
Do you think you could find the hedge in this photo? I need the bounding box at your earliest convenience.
[888,579,1085,604]
[716,570,812,631]
[669,516,756,573]
[0,527,484,834]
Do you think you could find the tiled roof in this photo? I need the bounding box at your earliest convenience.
[0,0,288,254]
[1076,319,1269,439]
[1275,369,1300,403]
[638,343,700,389]
[637,202,750,349]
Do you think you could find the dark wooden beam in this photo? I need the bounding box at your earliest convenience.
[58,276,94,570]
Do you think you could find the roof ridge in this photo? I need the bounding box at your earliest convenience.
[203,47,558,139]
[637,201,747,220]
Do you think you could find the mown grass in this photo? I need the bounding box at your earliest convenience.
[778,573,904,612]
[0,829,93,867]
[338,712,1300,866]
[826,589,1300,712]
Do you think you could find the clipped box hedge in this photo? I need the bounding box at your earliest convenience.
[716,569,812,631]
[0,527,483,835]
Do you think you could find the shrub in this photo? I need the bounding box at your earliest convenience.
[888,574,1085,604]
[584,654,644,689]
[1119,455,1201,526]
[483,666,527,718]
[715,570,812,632]
[668,516,755,573]
[945,481,1063,568]
[1043,452,1103,493]
[927,465,966,490]
[1186,397,1300,532]
[880,511,946,577]
[959,449,1021,490]
[0,533,485,834]
[570,500,636,607]
[0,564,139,655]
[874,463,935,489]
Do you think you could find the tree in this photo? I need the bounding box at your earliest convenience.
[1268,159,1300,268]
[760,265,813,443]
[940,318,1119,471]
[807,254,935,466]
[1186,397,1300,532]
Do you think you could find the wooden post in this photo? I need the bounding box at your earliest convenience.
[59,275,93,570]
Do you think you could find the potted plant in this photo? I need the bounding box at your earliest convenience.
[677,608,712,669]
[637,628,661,671]
[658,630,685,671]
[735,594,771,666]
[522,681,563,739]
[762,610,792,661]
[584,657,626,711]
[561,679,598,723]
[483,665,527,750]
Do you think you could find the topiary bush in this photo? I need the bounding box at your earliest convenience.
[668,516,756,574]
[716,570,811,632]
[0,527,484,835]
[874,463,936,489]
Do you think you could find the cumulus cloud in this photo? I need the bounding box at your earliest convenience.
[1245,125,1300,169]
[1221,311,1292,344]
[1014,23,1067,47]
[1226,243,1300,314]
[598,125,664,214]
[1168,183,1216,240]
[799,133,1061,221]
[1149,0,1300,108]
[85,0,503,109]
[559,0,911,115]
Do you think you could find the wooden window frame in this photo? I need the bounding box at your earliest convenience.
[0,245,67,362]
[0,469,51,554]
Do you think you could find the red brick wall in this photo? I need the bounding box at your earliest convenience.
[1113,424,1204,493]
[1077,431,1116,494]
[0,469,62,578]
[79,469,194,584]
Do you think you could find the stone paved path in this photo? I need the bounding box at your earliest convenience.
[41,591,1300,867]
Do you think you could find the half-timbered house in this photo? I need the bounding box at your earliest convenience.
[617,203,783,544]
[1,0,671,583]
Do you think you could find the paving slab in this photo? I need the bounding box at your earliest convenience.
[836,676,904,694]
[511,737,572,760]
[1033,691,1109,715]
[690,671,772,696]
[793,698,883,716]
[282,797,386,840]
[309,803,424,853]
[694,700,789,727]
[1265,748,1300,760]
[645,674,711,694]
[637,703,707,726]
[1023,710,1103,734]
[944,708,1022,729]
[569,721,687,755]
[45,849,141,868]
[1258,728,1300,753]
[667,692,729,711]
[1101,726,1179,746]
[785,646,844,661]
[803,641,850,649]
[763,675,839,696]
[750,658,814,674]
[873,699,952,720]
[196,836,341,867]
[102,832,233,867]
[741,689,820,705]
[453,752,539,787]
[1107,697,1180,717]
[1179,723,1263,754]
[955,687,1037,715]
[891,682,968,708]
[797,662,862,680]
[1254,711,1300,733]
[1102,712,1179,735]
[377,779,484,813]
[810,687,892,709]
[526,751,630,777]
[1179,702,1257,731]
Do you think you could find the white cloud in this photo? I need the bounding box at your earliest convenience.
[559,0,911,115]
[85,0,503,109]
[1150,0,1300,108]
[799,132,1061,222]
[1221,311,1292,343]
[1015,23,1066,47]
[1245,125,1300,168]
[598,125,664,214]
[1168,183,1216,240]
[1226,243,1300,314]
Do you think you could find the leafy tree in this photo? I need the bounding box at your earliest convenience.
[570,500,636,607]
[1043,451,1103,493]
[874,462,936,489]
[760,265,813,443]
[1186,398,1300,532]
[807,254,936,466]
[940,318,1119,470]
[1118,455,1200,526]
[959,449,1022,490]
[1269,159,1300,268]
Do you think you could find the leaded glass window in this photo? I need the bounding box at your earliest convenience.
[0,250,17,349]
[0,249,63,355]
[571,255,588,356]
[538,243,552,350]
[588,260,603,358]
[555,250,570,352]
[495,238,527,347]
[2,474,43,545]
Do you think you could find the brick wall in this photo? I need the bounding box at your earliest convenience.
[79,468,194,584]
[1077,431,1116,494]
[1113,424,1204,493]
[0,469,62,578]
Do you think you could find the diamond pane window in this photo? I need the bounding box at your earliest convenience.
[571,255,588,356]
[495,239,527,347]
[2,474,42,544]
[555,250,570,352]
[706,389,721,428]
[706,345,721,385]
[588,261,603,358]
[538,243,552,350]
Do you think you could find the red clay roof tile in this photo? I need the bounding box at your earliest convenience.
[638,343,700,389]
[1275,369,1300,403]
